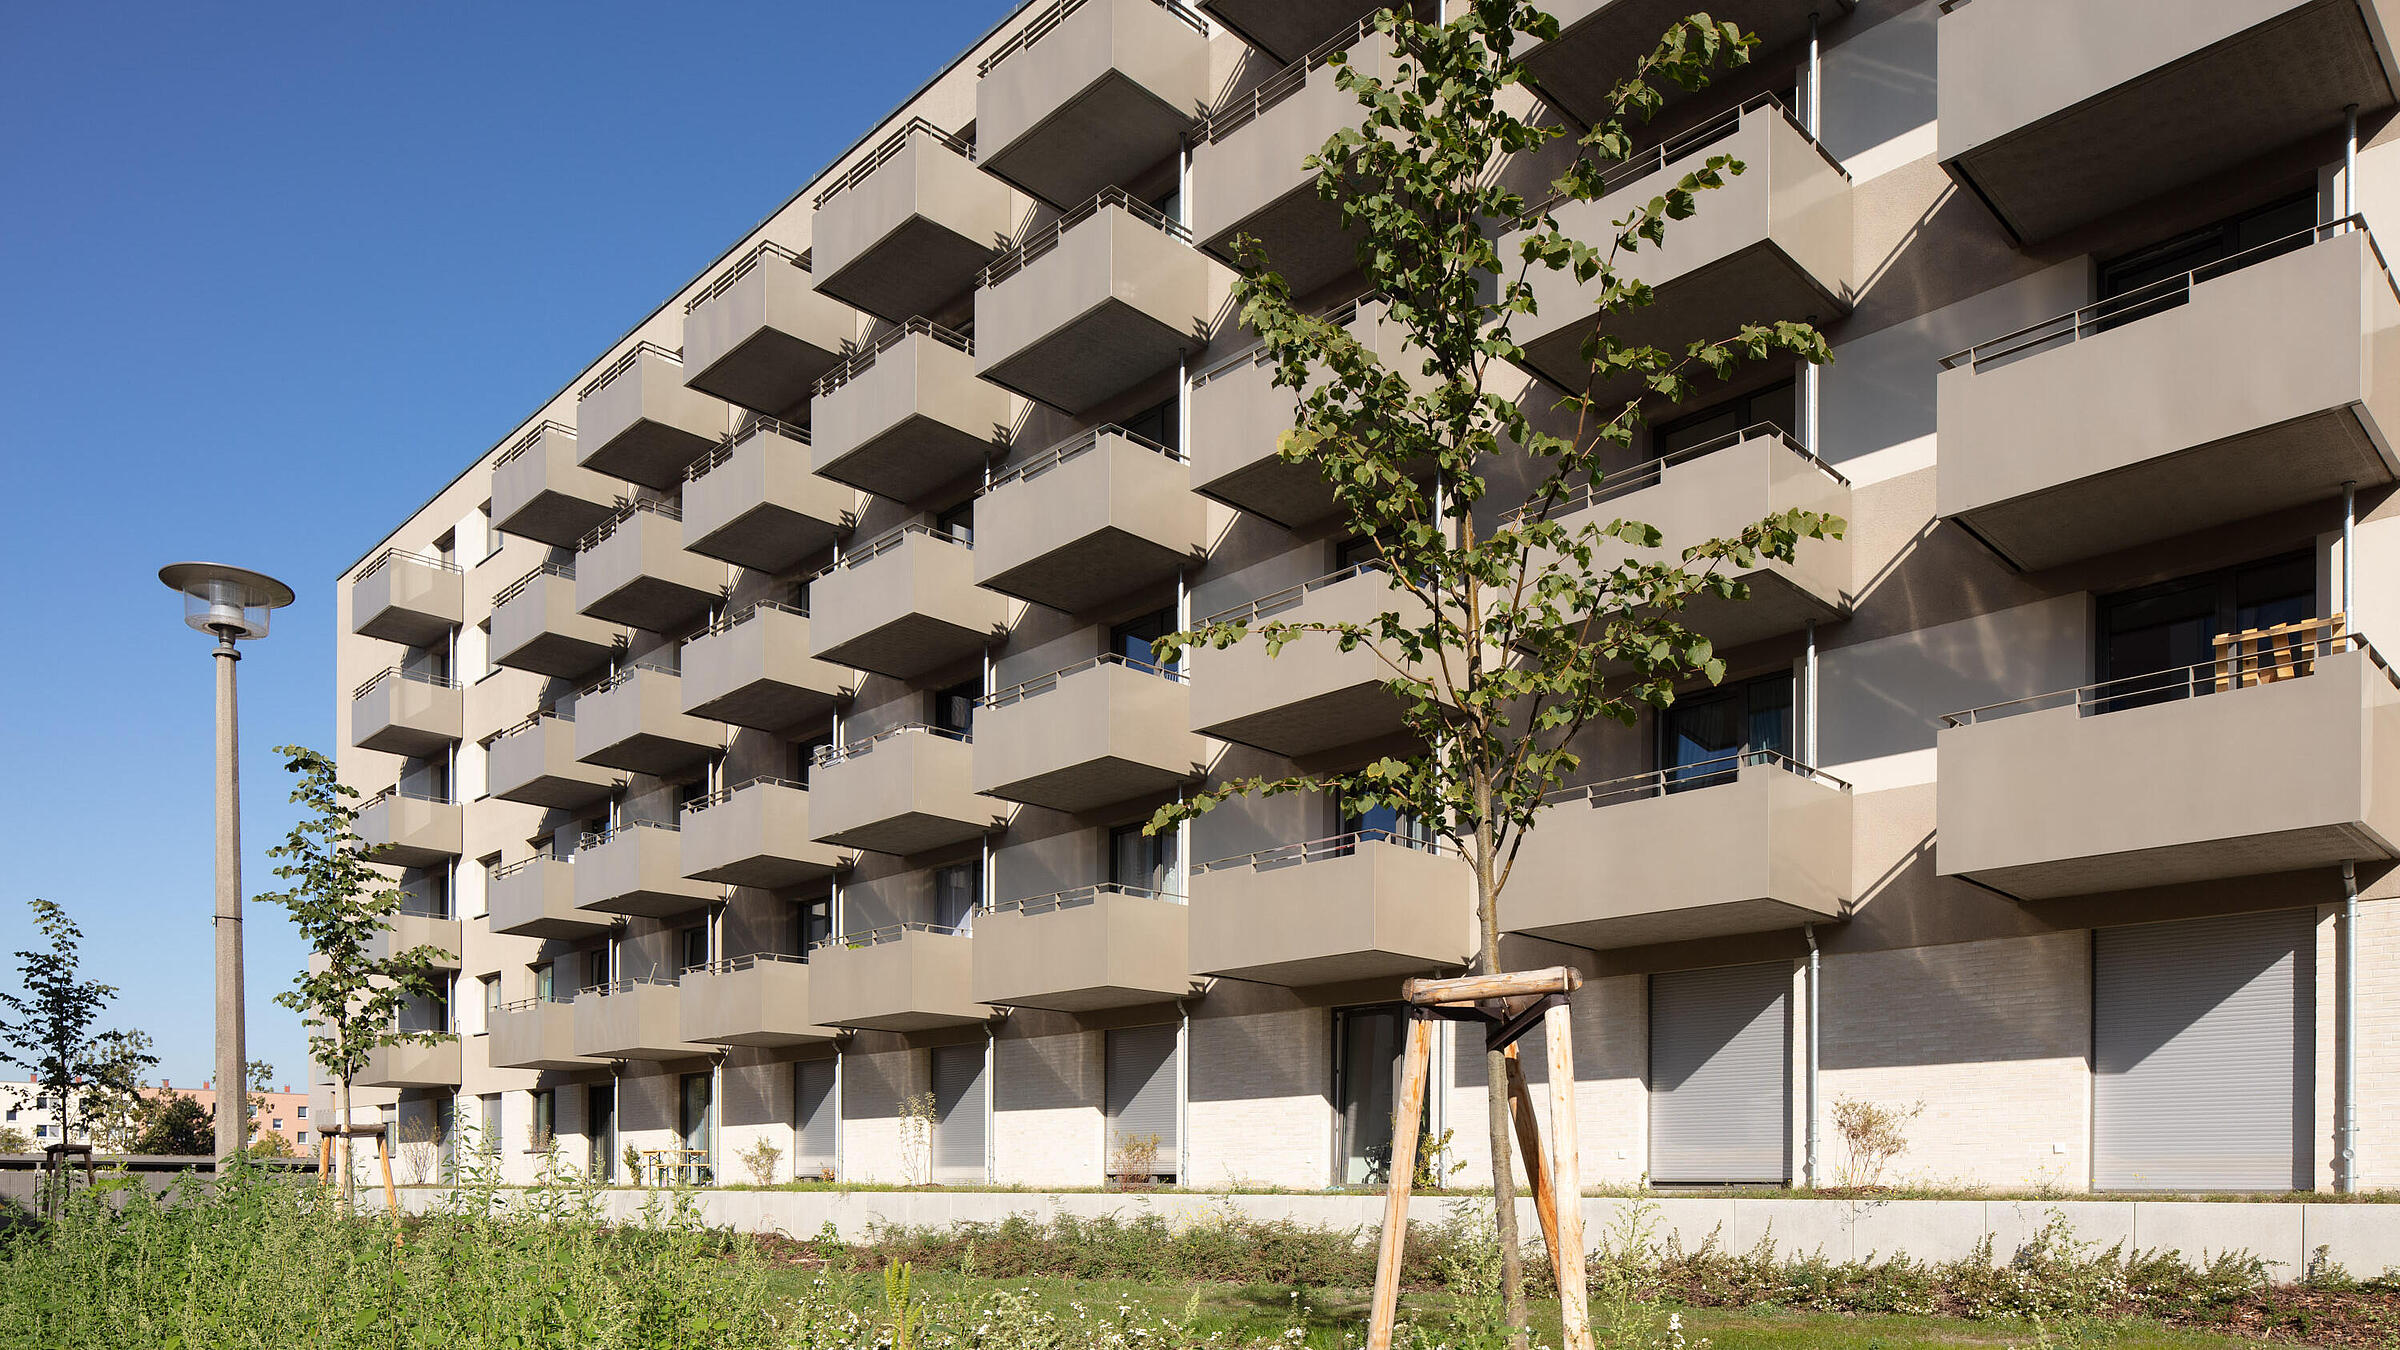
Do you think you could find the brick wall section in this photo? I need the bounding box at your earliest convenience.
[1445,973,1650,1189]
[994,1027,1103,1186]
[1186,998,1329,1189]
[841,1043,929,1184]
[1818,931,2090,1190]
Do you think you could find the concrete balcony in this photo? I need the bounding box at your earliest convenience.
[1506,98,1852,399]
[1188,564,1439,757]
[355,790,461,870]
[681,601,852,730]
[808,726,999,856]
[573,822,719,919]
[574,501,722,633]
[574,343,728,489]
[1189,833,1475,985]
[810,526,1008,680]
[488,856,611,939]
[1509,757,1851,950]
[680,955,838,1047]
[350,549,463,647]
[976,426,1204,610]
[492,421,618,548]
[350,668,461,759]
[680,778,850,887]
[573,664,723,776]
[969,886,1190,1011]
[489,997,604,1071]
[573,979,704,1061]
[682,419,860,572]
[807,924,990,1031]
[1938,0,2400,244]
[974,190,1211,413]
[367,910,462,971]
[976,0,1209,209]
[1199,0,1383,61]
[1938,634,2400,899]
[1189,296,1422,527]
[359,1037,460,1090]
[1190,18,1395,295]
[486,712,617,810]
[1936,226,2400,571]
[682,241,859,417]
[1540,426,1850,648]
[491,564,626,678]
[975,658,1205,812]
[812,119,1011,323]
[811,320,1011,502]
[1522,0,1850,126]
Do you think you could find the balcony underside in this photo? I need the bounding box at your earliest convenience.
[1520,244,1843,398]
[493,628,619,679]
[1199,0,1385,61]
[1196,682,1407,759]
[1197,185,1354,302]
[1955,407,2396,572]
[578,886,713,920]
[984,75,1197,211]
[1960,823,2392,902]
[816,416,998,503]
[1521,897,1841,951]
[684,676,841,731]
[980,527,1195,613]
[1195,452,1338,530]
[686,500,845,574]
[688,329,846,420]
[580,423,718,491]
[578,731,715,778]
[980,300,1195,414]
[812,810,989,858]
[814,615,994,682]
[984,755,1194,815]
[578,576,717,633]
[817,219,995,327]
[497,485,615,550]
[1523,0,1848,126]
[491,767,615,811]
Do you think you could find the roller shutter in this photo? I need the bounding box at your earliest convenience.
[2093,908,2313,1191]
[932,1043,988,1183]
[794,1060,837,1176]
[1649,962,1790,1184]
[1105,1024,1179,1176]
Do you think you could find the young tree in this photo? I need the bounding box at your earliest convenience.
[131,1094,214,1155]
[253,746,447,1206]
[0,1125,28,1155]
[1156,4,1842,1335]
[245,1058,277,1094]
[0,900,157,1161]
[82,1029,160,1152]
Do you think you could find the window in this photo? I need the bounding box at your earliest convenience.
[1342,799,1434,851]
[587,1085,617,1181]
[433,530,456,567]
[1119,395,1178,451]
[1335,535,1380,574]
[298,1131,311,1147]
[33,1125,47,1139]
[933,681,979,737]
[679,925,710,976]
[791,735,832,787]
[1652,378,1797,457]
[530,1089,555,1152]
[933,862,981,932]
[1111,823,1179,897]
[792,899,833,960]
[271,1118,284,1130]
[398,870,449,919]
[296,1105,307,1119]
[1333,1006,1425,1186]
[2096,552,2315,711]
[1659,671,1793,791]
[480,975,501,1032]
[936,499,974,544]
[1110,608,1178,676]
[479,1094,502,1156]
[679,1072,714,1162]
[533,963,556,1003]
[2098,193,2317,307]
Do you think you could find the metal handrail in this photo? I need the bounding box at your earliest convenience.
[351,666,461,701]
[494,420,575,467]
[353,548,461,583]
[497,994,574,1013]
[814,722,971,767]
[684,776,806,815]
[579,819,683,852]
[1941,217,2400,371]
[1189,291,1384,386]
[981,0,1205,76]
[813,118,975,208]
[578,658,680,699]
[492,560,575,609]
[686,417,813,484]
[1940,625,2391,726]
[986,424,1185,494]
[686,239,810,315]
[585,976,680,997]
[1195,828,1456,873]
[491,854,563,879]
[479,707,573,749]
[1199,12,1379,144]
[691,951,808,975]
[360,785,456,808]
[1502,422,1847,528]
[983,883,1185,915]
[697,596,809,640]
[984,652,1186,708]
[1541,751,1851,810]
[979,188,1193,290]
[1201,560,1386,628]
[829,521,972,573]
[578,341,681,401]
[1529,93,1849,218]
[812,921,969,952]
[813,316,975,398]
[575,496,684,553]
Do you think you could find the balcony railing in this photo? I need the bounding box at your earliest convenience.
[984,882,1184,914]
[575,496,681,552]
[1507,424,1849,526]
[988,423,1185,490]
[979,0,1204,76]
[814,920,971,952]
[976,188,1191,291]
[814,721,971,769]
[353,548,460,584]
[1543,751,1851,807]
[1942,618,2382,727]
[686,239,812,313]
[578,341,678,402]
[350,666,458,704]
[1200,559,1385,629]
[1195,827,1453,875]
[687,417,808,480]
[1197,12,1374,144]
[984,652,1184,709]
[813,118,975,209]
[812,317,973,400]
[493,560,575,609]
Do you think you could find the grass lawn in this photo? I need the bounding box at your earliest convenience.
[761,1268,2268,1349]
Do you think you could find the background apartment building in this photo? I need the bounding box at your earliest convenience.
[329,0,2400,1195]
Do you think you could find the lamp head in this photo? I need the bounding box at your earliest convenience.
[159,562,296,641]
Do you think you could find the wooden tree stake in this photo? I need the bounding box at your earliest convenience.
[1364,1013,1435,1350]
[317,1133,335,1197]
[376,1129,403,1247]
[1544,1001,1592,1350]
[1501,1045,1561,1264]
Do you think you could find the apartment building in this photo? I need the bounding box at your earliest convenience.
[151,1080,315,1155]
[330,0,2400,1195]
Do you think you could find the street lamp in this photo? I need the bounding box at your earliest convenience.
[159,562,294,1165]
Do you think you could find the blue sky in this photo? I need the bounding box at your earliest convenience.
[0,1,1015,1087]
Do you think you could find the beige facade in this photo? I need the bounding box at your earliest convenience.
[330,0,2400,1196]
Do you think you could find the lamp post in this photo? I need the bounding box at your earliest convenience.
[159,563,294,1166]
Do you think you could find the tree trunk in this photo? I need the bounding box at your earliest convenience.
[337,1075,355,1212]
[1474,795,1529,1350]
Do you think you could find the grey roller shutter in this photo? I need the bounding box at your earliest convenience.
[794,1060,837,1175]
[1105,1024,1179,1175]
[1649,962,1790,1184]
[932,1044,988,1183]
[2093,908,2312,1192]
